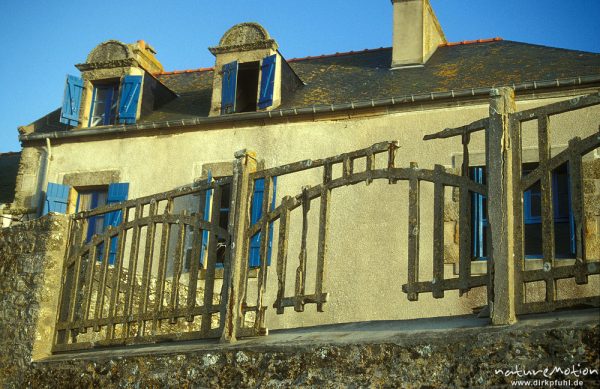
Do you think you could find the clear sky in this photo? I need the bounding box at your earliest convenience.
[0,0,598,153]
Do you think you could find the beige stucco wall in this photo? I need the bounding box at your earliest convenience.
[34,90,600,330]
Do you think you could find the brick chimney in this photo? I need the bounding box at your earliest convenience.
[391,0,446,68]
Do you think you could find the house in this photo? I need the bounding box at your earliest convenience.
[2,0,599,354]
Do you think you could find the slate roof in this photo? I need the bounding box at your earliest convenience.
[26,39,600,131]
[149,40,600,122]
[0,152,20,204]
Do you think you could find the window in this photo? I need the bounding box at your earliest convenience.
[220,54,276,114]
[89,82,119,127]
[76,187,108,241]
[60,74,142,128]
[472,163,574,259]
[187,175,276,270]
[43,182,129,264]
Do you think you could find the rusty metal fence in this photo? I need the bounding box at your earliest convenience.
[53,90,600,351]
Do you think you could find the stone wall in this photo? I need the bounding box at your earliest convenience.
[0,214,68,387]
[19,312,600,388]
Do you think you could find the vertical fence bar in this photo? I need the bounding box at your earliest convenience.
[93,233,112,331]
[64,219,85,344]
[239,178,255,329]
[201,185,222,334]
[221,150,257,343]
[137,201,157,336]
[365,152,374,185]
[458,133,472,294]
[185,200,202,322]
[510,119,524,312]
[123,204,142,338]
[432,165,445,298]
[407,162,420,301]
[55,218,77,345]
[255,176,272,332]
[106,206,128,340]
[295,186,310,312]
[152,198,173,334]
[538,115,556,303]
[275,197,291,314]
[569,138,587,284]
[80,243,98,332]
[168,212,187,324]
[316,164,332,312]
[342,156,353,178]
[487,87,517,325]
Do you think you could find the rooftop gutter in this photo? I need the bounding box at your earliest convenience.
[19,74,600,143]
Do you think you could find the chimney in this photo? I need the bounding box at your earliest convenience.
[391,0,446,68]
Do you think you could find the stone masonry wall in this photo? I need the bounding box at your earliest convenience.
[0,214,69,387]
[22,315,600,388]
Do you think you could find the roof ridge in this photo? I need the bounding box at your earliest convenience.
[287,47,390,63]
[154,39,504,75]
[440,37,503,47]
[156,67,214,76]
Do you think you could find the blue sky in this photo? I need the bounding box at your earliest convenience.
[0,0,598,153]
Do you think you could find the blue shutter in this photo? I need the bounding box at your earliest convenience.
[221,61,238,114]
[60,75,84,126]
[249,177,277,267]
[103,183,129,264]
[472,168,487,259]
[43,182,71,215]
[200,171,213,265]
[118,75,142,124]
[258,55,276,109]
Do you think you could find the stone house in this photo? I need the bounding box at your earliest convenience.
[0,0,599,376]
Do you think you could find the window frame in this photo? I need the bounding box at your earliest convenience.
[471,163,575,260]
[88,81,120,127]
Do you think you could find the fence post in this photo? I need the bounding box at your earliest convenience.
[221,149,257,342]
[487,87,518,325]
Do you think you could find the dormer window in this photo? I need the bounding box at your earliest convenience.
[209,23,301,116]
[58,40,168,129]
[89,81,119,126]
[221,57,275,114]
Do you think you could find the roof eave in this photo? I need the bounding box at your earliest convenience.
[19,74,600,143]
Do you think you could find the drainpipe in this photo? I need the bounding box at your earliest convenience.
[37,138,53,216]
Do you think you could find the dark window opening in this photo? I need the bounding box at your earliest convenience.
[472,162,574,260]
[89,80,119,127]
[235,61,260,113]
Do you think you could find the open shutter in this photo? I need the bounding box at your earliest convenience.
[43,182,71,215]
[60,75,84,126]
[258,55,276,109]
[118,75,142,124]
[103,183,129,264]
[221,61,238,114]
[249,177,277,267]
[200,171,213,265]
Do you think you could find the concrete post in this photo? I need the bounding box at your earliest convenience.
[487,87,518,325]
[220,149,257,342]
